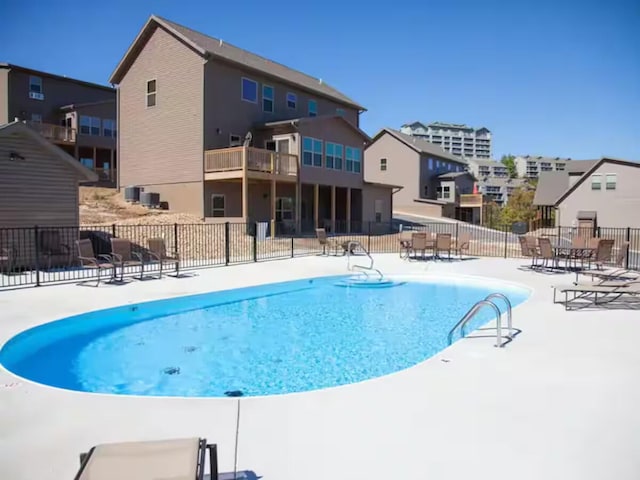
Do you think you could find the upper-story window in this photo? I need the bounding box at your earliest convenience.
[241,77,257,103]
[345,147,361,173]
[325,142,343,170]
[380,158,387,171]
[30,113,42,123]
[303,137,322,167]
[28,76,44,100]
[428,158,433,170]
[308,99,317,117]
[336,108,345,117]
[146,79,157,107]
[605,173,617,190]
[262,85,274,113]
[286,92,297,110]
[80,116,101,136]
[103,119,116,138]
[591,174,602,190]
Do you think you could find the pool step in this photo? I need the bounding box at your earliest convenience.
[334,277,405,289]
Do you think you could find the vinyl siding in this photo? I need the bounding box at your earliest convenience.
[0,134,80,228]
[118,25,204,215]
[0,68,8,124]
[362,184,392,222]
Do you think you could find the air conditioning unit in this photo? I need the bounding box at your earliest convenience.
[29,91,44,101]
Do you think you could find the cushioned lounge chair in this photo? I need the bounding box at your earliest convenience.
[74,437,218,480]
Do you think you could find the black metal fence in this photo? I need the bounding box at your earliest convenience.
[1,221,638,289]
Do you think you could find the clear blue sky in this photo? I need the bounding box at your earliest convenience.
[2,0,638,160]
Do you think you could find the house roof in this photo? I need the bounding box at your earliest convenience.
[256,115,371,142]
[566,159,599,174]
[468,158,503,167]
[555,157,640,206]
[59,99,116,111]
[369,128,468,165]
[0,63,114,92]
[515,154,572,163]
[0,121,98,182]
[363,180,404,190]
[109,16,365,110]
[437,171,471,180]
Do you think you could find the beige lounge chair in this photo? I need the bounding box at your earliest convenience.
[76,238,116,286]
[148,237,180,278]
[553,279,640,310]
[577,241,632,282]
[452,231,471,259]
[435,233,452,260]
[110,238,145,281]
[74,437,218,480]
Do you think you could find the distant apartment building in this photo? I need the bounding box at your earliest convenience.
[467,158,508,179]
[466,158,527,206]
[514,155,570,179]
[400,121,492,159]
[0,64,117,185]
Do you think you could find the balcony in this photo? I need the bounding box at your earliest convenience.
[204,146,298,182]
[27,121,76,144]
[459,193,483,208]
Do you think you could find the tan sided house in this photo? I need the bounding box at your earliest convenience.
[109,15,395,232]
[364,128,484,223]
[0,63,117,185]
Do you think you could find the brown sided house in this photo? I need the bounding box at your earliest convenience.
[109,15,395,232]
[0,63,117,185]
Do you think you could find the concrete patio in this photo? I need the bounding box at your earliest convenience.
[1,254,639,480]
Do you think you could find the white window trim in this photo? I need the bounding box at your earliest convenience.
[29,75,42,93]
[605,173,617,190]
[241,77,258,104]
[286,92,297,110]
[380,158,387,171]
[229,134,242,146]
[262,84,274,113]
[211,194,226,217]
[591,173,602,190]
[146,79,157,108]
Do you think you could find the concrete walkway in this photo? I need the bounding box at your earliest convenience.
[1,254,639,480]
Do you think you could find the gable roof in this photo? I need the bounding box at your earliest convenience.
[555,157,640,206]
[369,128,467,165]
[257,115,371,142]
[533,171,569,206]
[0,63,114,92]
[437,171,473,180]
[0,121,98,182]
[109,16,364,110]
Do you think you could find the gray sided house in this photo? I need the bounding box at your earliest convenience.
[0,121,97,267]
[364,128,483,224]
[109,15,394,231]
[533,158,640,228]
[0,64,117,185]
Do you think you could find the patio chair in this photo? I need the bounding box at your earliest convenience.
[110,238,146,281]
[452,231,471,259]
[398,231,413,259]
[575,240,622,282]
[537,237,561,270]
[409,232,428,260]
[148,237,180,278]
[315,228,352,256]
[38,229,72,270]
[76,238,116,286]
[518,235,539,269]
[434,233,452,260]
[74,437,218,480]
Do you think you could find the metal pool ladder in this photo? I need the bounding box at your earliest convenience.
[346,241,384,280]
[447,293,514,347]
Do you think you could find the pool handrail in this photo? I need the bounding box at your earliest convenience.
[346,241,384,280]
[447,299,506,348]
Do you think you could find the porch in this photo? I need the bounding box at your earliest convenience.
[204,146,298,181]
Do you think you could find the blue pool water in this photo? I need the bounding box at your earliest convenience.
[0,275,529,397]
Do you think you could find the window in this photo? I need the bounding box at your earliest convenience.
[374,199,383,223]
[79,116,91,135]
[103,119,116,137]
[80,158,94,169]
[276,197,294,221]
[30,113,42,123]
[325,143,336,169]
[345,147,361,173]
[326,143,343,170]
[241,77,257,103]
[437,186,451,199]
[91,117,101,136]
[428,158,433,170]
[302,137,322,166]
[334,144,343,170]
[605,173,617,190]
[262,85,274,113]
[591,174,602,190]
[229,134,242,146]
[29,76,42,93]
[380,158,387,171]
[211,194,225,217]
[146,79,157,107]
[286,92,297,110]
[265,140,277,151]
[336,108,345,117]
[308,99,317,117]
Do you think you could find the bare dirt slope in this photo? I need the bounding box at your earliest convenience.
[79,187,203,225]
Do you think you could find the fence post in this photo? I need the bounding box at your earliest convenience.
[367,221,371,252]
[291,236,294,258]
[455,222,459,241]
[253,222,258,262]
[173,223,178,255]
[625,227,631,269]
[503,227,509,258]
[224,222,230,266]
[34,225,40,287]
[112,223,116,238]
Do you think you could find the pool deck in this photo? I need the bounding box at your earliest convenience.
[1,254,640,480]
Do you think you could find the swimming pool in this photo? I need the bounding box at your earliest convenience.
[0,275,530,397]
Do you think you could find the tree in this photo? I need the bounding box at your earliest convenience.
[500,187,536,225]
[500,154,518,178]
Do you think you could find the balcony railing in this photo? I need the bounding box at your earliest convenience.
[204,146,298,177]
[27,121,76,144]
[93,167,117,183]
[459,194,483,207]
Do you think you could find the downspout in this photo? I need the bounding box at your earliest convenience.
[112,82,120,191]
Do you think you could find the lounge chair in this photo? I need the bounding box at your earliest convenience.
[76,238,116,286]
[434,233,452,260]
[553,280,640,310]
[74,437,218,480]
[148,237,180,278]
[110,238,146,281]
[452,231,471,259]
[315,228,351,256]
[576,241,631,282]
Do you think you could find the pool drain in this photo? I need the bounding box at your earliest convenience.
[163,367,181,375]
[224,390,244,397]
[183,346,197,353]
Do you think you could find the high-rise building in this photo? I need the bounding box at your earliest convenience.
[400,121,492,159]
